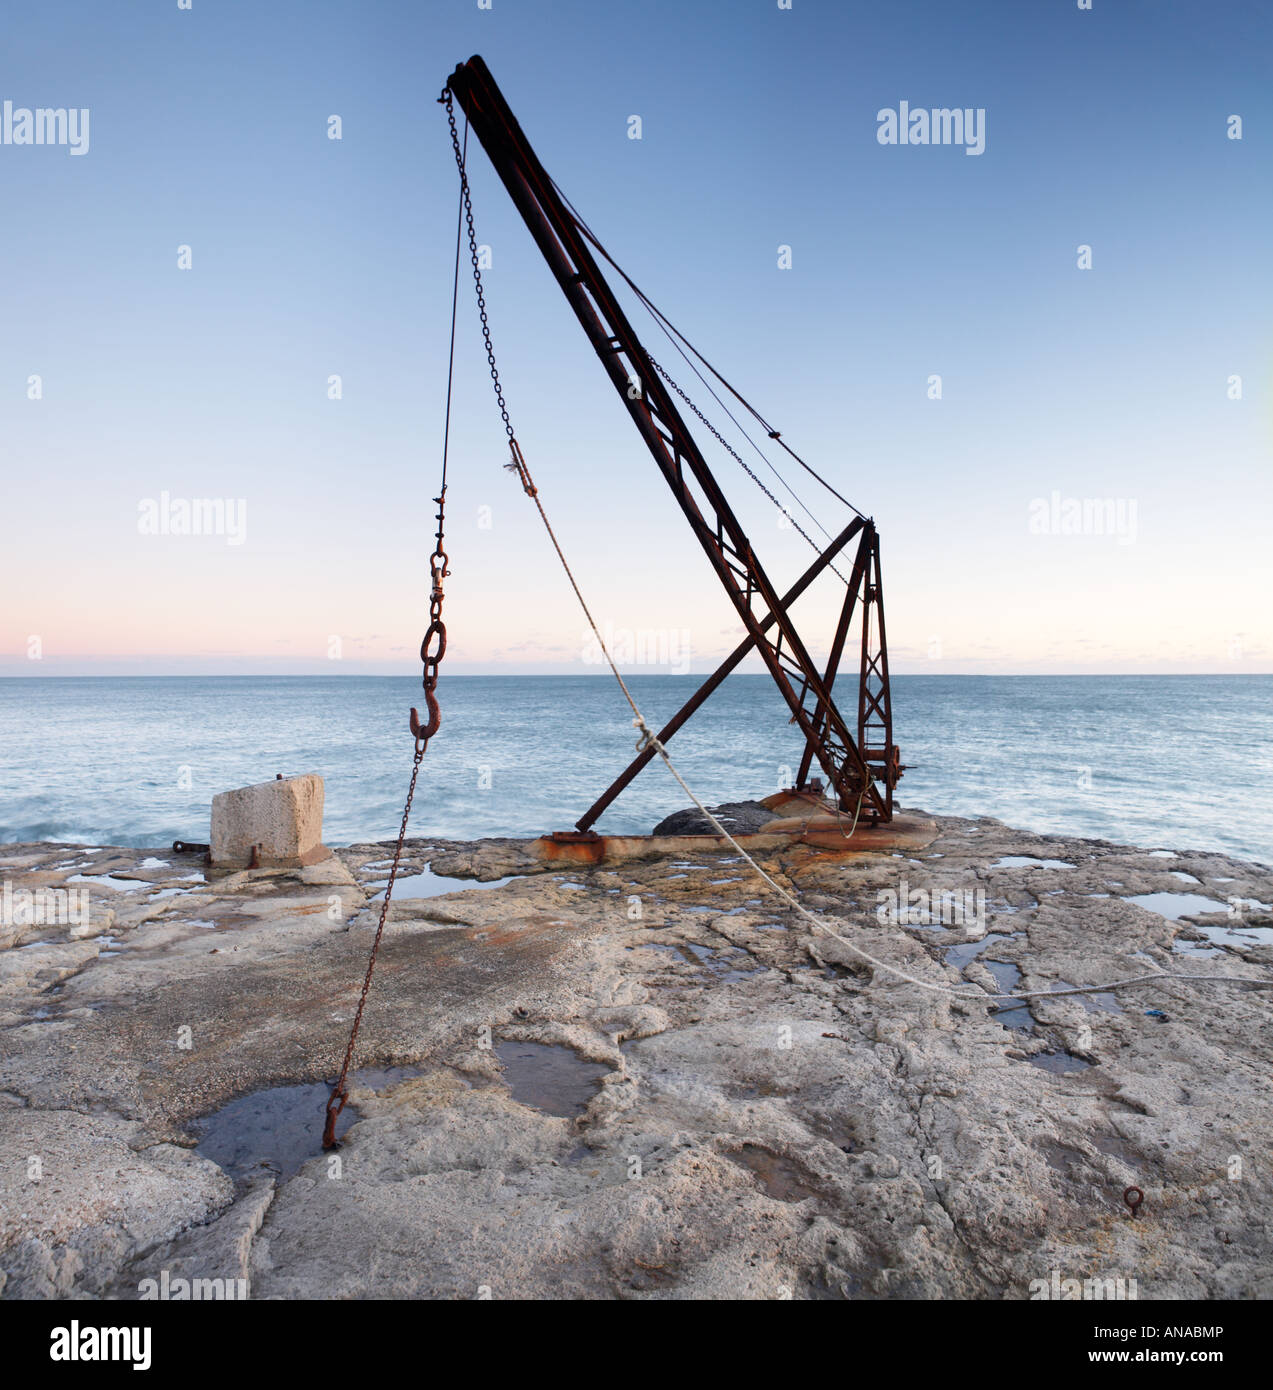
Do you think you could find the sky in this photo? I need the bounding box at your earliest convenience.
[1,0,1270,677]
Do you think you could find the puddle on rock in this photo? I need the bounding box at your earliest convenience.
[1027,1051,1093,1074]
[1037,1139,1092,1177]
[193,1065,423,1184]
[495,1041,609,1118]
[1092,1130,1147,1169]
[682,941,762,982]
[371,866,519,900]
[627,941,692,962]
[984,960,1033,1030]
[65,873,151,893]
[943,933,1014,971]
[1194,921,1273,949]
[1125,891,1229,920]
[1046,981,1125,1014]
[728,1144,819,1202]
[1172,938,1222,958]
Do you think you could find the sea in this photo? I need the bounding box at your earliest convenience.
[0,675,1269,864]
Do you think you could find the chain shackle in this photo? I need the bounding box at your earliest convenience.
[321,1088,347,1150]
[504,437,537,497]
[430,549,449,599]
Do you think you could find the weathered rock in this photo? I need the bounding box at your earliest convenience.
[0,1110,232,1298]
[1,816,1271,1299]
[651,800,778,837]
[210,774,330,870]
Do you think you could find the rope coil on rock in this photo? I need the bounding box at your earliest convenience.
[625,720,1270,1003]
[504,471,1268,1005]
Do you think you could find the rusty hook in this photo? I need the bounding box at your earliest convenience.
[409,688,441,742]
[321,1087,347,1151]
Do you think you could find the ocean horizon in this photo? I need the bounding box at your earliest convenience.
[2,673,1269,864]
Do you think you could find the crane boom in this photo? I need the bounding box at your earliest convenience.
[445,55,898,823]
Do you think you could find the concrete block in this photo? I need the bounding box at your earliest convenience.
[210,774,331,870]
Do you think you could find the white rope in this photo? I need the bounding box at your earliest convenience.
[633,715,1268,1002]
[509,463,1271,1008]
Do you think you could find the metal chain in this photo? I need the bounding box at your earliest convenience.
[444,90,515,444]
[321,740,426,1149]
[409,491,449,743]
[323,496,449,1152]
[646,354,847,584]
[323,490,448,1149]
[322,96,470,1151]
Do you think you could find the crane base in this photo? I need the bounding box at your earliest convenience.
[530,807,936,868]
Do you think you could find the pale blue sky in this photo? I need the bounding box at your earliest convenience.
[2,0,1270,676]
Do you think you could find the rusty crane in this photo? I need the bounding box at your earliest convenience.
[444,56,902,832]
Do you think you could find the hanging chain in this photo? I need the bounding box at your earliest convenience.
[325,90,521,1149]
[443,88,533,492]
[409,491,449,743]
[444,89,515,445]
[321,740,426,1149]
[322,96,471,1152]
[324,492,449,1151]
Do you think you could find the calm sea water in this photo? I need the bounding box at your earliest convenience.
[0,675,1269,863]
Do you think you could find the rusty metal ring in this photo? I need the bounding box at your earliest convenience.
[419,621,447,666]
